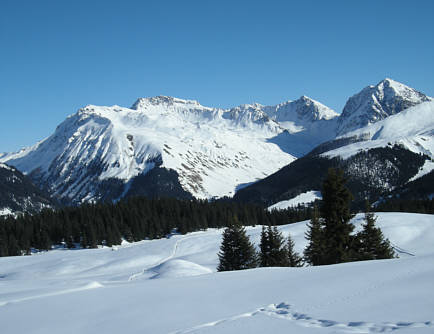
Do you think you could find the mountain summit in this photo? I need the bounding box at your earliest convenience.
[336,78,431,135]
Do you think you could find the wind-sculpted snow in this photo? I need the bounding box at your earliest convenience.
[0,213,433,334]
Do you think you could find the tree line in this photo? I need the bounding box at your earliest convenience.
[217,168,395,271]
[0,197,313,257]
[376,198,434,214]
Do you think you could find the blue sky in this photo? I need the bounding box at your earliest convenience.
[1,0,433,153]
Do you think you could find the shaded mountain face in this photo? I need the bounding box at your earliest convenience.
[336,78,431,136]
[0,163,54,216]
[1,79,432,207]
[234,145,430,209]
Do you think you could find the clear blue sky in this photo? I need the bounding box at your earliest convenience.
[1,0,433,153]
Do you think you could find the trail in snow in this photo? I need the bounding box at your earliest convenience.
[169,302,433,334]
[0,281,103,307]
[128,235,188,281]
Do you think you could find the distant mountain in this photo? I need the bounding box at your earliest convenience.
[0,163,54,216]
[1,79,432,207]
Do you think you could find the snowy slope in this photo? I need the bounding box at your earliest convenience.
[324,101,434,164]
[268,190,322,211]
[263,96,339,156]
[0,96,338,203]
[0,212,433,334]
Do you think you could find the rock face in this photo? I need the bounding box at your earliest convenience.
[336,78,431,136]
[0,163,54,216]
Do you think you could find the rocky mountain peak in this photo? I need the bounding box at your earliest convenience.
[336,78,431,136]
[131,96,201,111]
[268,95,338,124]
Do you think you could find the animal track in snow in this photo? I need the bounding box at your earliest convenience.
[170,302,433,334]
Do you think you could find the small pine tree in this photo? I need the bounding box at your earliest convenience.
[304,205,324,266]
[357,201,396,260]
[217,217,257,272]
[259,225,287,267]
[259,225,271,267]
[286,234,303,267]
[321,168,355,264]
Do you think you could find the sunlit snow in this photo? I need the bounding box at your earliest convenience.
[1,212,433,334]
[268,190,322,211]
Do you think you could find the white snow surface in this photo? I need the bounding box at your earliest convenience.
[0,207,13,216]
[324,101,434,163]
[0,95,338,202]
[0,163,14,171]
[268,190,322,211]
[409,160,434,182]
[1,212,434,334]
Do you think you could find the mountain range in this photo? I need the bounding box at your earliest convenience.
[1,78,433,214]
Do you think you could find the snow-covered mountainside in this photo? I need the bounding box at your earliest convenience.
[1,212,433,333]
[0,96,338,204]
[0,163,53,216]
[325,101,434,161]
[235,101,434,207]
[264,95,338,131]
[263,96,340,156]
[268,190,322,211]
[336,78,432,135]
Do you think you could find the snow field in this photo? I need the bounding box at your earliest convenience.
[0,212,433,333]
[268,190,322,211]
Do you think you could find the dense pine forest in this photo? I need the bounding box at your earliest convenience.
[0,197,312,257]
[376,198,434,214]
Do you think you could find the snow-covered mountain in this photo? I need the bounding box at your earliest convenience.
[336,78,432,135]
[1,213,434,333]
[0,163,53,216]
[0,94,344,205]
[1,79,432,207]
[325,100,434,160]
[235,100,434,207]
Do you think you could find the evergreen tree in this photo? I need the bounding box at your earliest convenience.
[286,234,303,267]
[320,168,355,264]
[259,225,287,267]
[259,225,270,267]
[217,217,257,272]
[304,205,324,265]
[357,201,396,260]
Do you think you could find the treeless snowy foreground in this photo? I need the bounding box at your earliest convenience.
[1,212,433,333]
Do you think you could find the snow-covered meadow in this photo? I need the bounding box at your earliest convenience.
[1,212,433,333]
